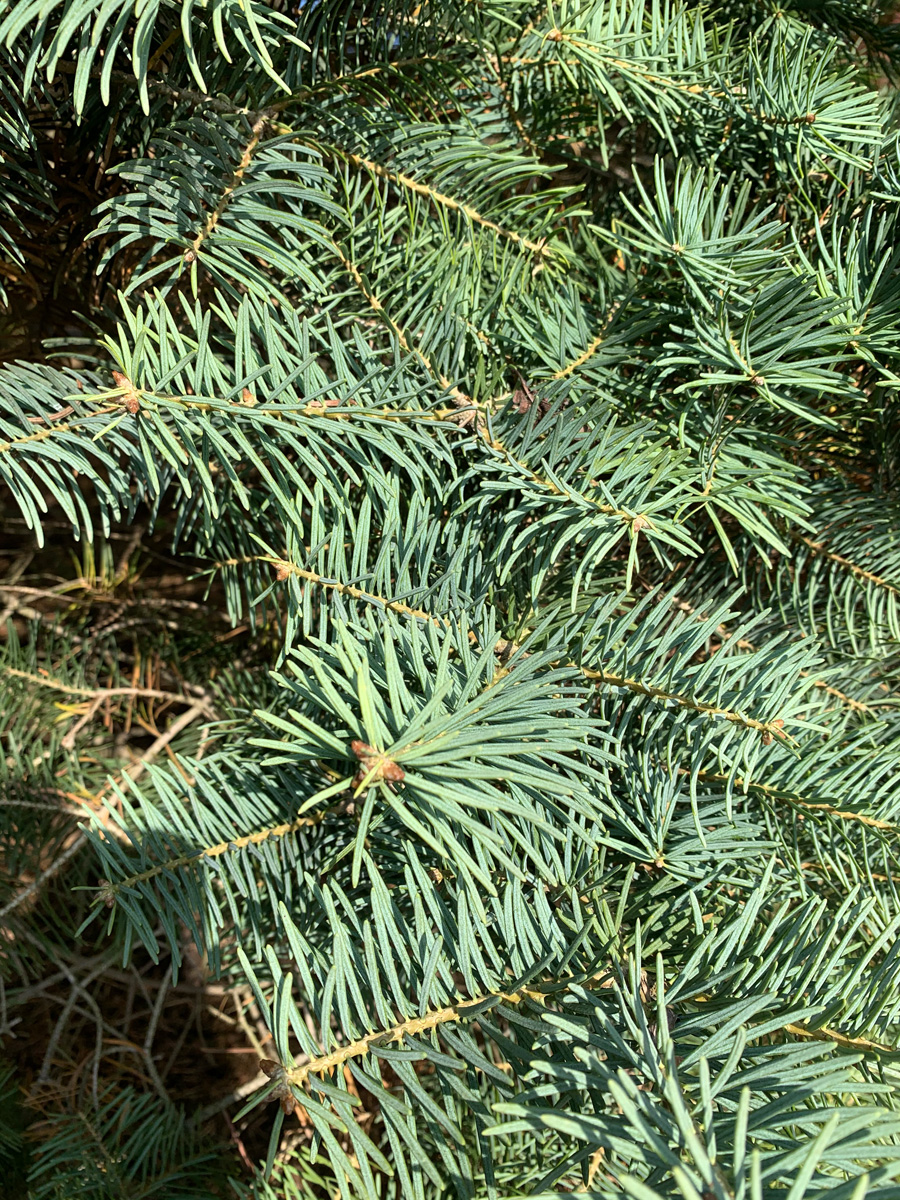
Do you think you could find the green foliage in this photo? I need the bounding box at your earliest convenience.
[2,0,900,1195]
[27,1087,226,1198]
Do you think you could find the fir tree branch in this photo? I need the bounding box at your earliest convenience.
[228,561,789,739]
[0,836,87,922]
[552,300,623,380]
[695,769,898,832]
[583,665,788,737]
[781,1021,894,1055]
[797,535,900,598]
[496,42,809,130]
[483,57,540,155]
[101,810,329,900]
[283,985,545,1089]
[0,406,119,453]
[670,595,873,716]
[265,559,454,627]
[190,115,269,259]
[339,151,555,260]
[3,667,214,713]
[94,374,462,425]
[0,687,212,922]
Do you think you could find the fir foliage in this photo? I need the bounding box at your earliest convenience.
[1,0,900,1195]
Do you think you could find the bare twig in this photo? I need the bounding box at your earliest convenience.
[0,703,210,919]
[0,836,88,923]
[143,967,171,1102]
[190,1070,269,1127]
[0,550,35,635]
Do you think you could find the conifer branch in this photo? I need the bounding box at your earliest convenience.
[3,667,212,711]
[284,985,544,1089]
[498,39,821,132]
[805,677,870,714]
[553,330,607,380]
[101,811,329,900]
[229,561,788,738]
[484,59,540,155]
[672,596,873,716]
[94,379,461,425]
[340,152,555,259]
[782,1022,893,1055]
[0,835,88,922]
[552,301,622,380]
[266,560,453,627]
[584,666,788,737]
[0,406,119,454]
[190,115,269,258]
[797,535,900,597]
[695,769,897,831]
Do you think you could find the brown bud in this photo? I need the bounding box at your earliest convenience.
[762,717,785,746]
[259,1058,298,1115]
[640,856,666,875]
[546,27,564,40]
[183,248,196,263]
[241,387,257,407]
[274,563,291,581]
[639,968,653,1006]
[449,392,479,428]
[111,370,140,413]
[351,740,405,785]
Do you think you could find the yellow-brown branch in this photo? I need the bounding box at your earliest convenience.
[191,115,268,257]
[782,1022,893,1055]
[102,810,329,897]
[226,562,786,738]
[0,406,119,454]
[553,301,623,380]
[585,666,787,737]
[497,39,819,130]
[343,153,553,259]
[694,768,897,832]
[3,667,207,709]
[285,985,544,1087]
[798,535,900,598]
